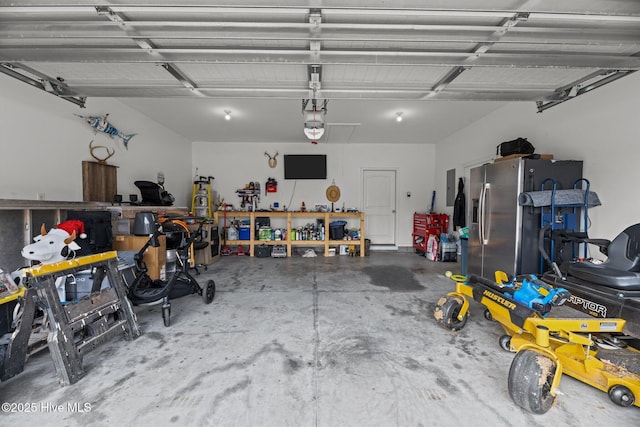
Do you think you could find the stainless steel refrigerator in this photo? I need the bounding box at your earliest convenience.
[468,157,583,278]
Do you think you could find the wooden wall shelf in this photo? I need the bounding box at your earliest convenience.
[213,211,365,257]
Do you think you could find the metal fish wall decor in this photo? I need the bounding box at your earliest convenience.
[75,113,136,149]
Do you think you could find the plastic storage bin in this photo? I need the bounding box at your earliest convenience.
[239,225,251,240]
[329,221,347,240]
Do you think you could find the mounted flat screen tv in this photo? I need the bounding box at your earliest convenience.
[284,154,327,180]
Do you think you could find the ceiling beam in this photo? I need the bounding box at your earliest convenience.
[537,70,636,112]
[2,32,639,46]
[0,63,86,107]
[2,6,639,23]
[3,20,640,34]
[2,48,638,70]
[58,84,555,102]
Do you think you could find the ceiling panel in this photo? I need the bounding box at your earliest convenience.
[324,65,446,86]
[181,63,309,85]
[25,62,176,85]
[451,68,601,90]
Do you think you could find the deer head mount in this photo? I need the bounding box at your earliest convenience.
[89,140,115,164]
[265,151,279,168]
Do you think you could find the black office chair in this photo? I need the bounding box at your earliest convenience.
[134,181,175,206]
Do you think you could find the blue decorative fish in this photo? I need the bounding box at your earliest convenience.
[75,113,136,149]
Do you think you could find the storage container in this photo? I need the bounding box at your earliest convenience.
[439,242,457,262]
[239,225,251,240]
[255,244,271,258]
[329,220,347,240]
[258,227,272,240]
[66,269,110,301]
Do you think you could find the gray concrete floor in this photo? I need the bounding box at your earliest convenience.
[1,252,639,426]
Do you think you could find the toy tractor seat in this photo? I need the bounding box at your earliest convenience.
[568,223,640,291]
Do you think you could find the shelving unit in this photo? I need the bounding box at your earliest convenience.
[213,211,365,257]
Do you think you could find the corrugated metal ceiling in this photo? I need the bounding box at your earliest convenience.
[0,1,638,142]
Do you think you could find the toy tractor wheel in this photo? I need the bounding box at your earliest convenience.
[499,335,512,352]
[508,349,557,414]
[203,280,216,304]
[434,296,468,331]
[608,385,635,407]
[483,309,493,321]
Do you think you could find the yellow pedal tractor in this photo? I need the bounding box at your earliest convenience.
[434,272,640,414]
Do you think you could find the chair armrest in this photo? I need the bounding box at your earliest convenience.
[583,238,611,255]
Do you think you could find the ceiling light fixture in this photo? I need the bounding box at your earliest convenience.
[303,127,325,141]
[302,98,328,142]
[224,110,231,121]
[396,112,403,122]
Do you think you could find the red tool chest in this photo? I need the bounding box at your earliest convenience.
[412,213,449,253]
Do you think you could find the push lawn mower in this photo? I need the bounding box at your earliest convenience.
[127,216,215,327]
[435,272,640,414]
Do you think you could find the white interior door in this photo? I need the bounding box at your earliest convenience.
[362,169,397,245]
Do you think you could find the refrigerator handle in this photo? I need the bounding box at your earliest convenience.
[480,183,491,245]
[478,184,486,243]
[482,182,491,245]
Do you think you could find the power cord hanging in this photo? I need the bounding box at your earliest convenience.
[287,180,297,212]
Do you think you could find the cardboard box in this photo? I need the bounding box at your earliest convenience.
[113,235,166,281]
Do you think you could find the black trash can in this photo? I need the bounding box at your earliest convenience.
[357,238,371,256]
[329,221,347,240]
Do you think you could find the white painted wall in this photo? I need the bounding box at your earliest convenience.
[435,71,640,259]
[192,142,436,247]
[0,73,193,206]
[3,67,638,253]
